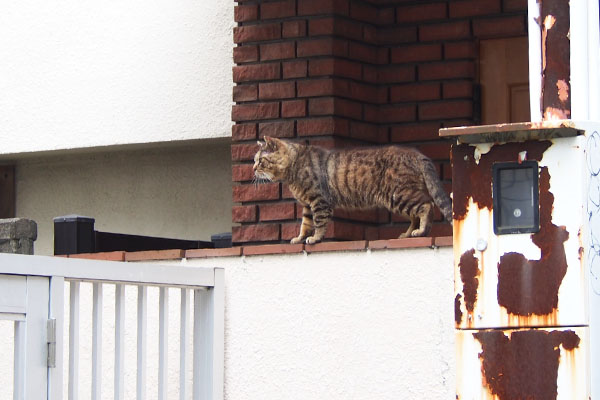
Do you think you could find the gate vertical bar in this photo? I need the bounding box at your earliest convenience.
[180,288,189,400]
[92,283,103,400]
[193,268,224,400]
[68,282,80,400]
[158,287,168,400]
[114,284,125,400]
[48,276,64,400]
[192,289,203,400]
[137,285,147,400]
[212,269,224,400]
[13,321,25,400]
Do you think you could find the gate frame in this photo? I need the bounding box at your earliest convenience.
[0,252,224,400]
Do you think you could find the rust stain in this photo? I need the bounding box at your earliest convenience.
[541,2,571,121]
[459,249,479,313]
[541,14,555,72]
[440,120,578,139]
[452,142,552,220]
[556,79,569,103]
[474,329,580,400]
[528,120,575,130]
[544,14,556,30]
[497,167,569,316]
[507,313,558,328]
[455,294,463,325]
[544,106,570,120]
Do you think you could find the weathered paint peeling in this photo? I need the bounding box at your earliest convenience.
[497,167,569,316]
[452,142,552,220]
[544,14,556,30]
[455,294,463,325]
[440,120,581,144]
[459,249,479,314]
[541,14,556,75]
[541,1,571,121]
[473,143,493,165]
[450,122,597,399]
[544,106,570,120]
[474,329,580,400]
[556,79,569,102]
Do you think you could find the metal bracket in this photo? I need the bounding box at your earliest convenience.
[47,318,56,368]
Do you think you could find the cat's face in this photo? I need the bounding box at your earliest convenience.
[253,136,292,181]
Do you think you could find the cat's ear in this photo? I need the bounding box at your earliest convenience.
[264,136,283,151]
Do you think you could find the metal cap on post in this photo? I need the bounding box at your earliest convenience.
[211,232,232,248]
[53,215,95,255]
[0,218,38,255]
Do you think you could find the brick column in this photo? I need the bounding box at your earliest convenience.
[0,218,38,255]
[232,0,527,245]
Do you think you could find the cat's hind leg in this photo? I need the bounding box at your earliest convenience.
[407,202,433,237]
[399,216,419,238]
[290,206,315,244]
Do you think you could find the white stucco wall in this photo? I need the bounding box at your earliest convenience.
[181,247,456,399]
[15,139,232,255]
[0,0,233,155]
[0,247,455,398]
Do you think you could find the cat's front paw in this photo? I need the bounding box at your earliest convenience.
[305,236,322,245]
[290,237,304,244]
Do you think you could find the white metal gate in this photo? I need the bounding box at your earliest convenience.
[0,253,224,400]
[0,274,54,399]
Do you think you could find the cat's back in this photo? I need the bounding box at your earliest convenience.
[331,144,425,171]
[323,144,430,208]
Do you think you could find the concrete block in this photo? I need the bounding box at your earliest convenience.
[0,218,37,254]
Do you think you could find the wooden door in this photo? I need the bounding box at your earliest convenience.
[479,37,530,124]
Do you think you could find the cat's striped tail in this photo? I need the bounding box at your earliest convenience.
[420,158,453,224]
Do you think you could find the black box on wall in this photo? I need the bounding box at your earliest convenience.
[53,215,95,255]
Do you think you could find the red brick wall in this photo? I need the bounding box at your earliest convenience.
[232,0,527,245]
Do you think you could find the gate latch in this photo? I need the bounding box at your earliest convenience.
[47,318,56,368]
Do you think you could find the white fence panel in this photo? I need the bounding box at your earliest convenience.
[0,253,223,400]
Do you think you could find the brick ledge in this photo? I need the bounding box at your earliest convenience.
[59,236,453,262]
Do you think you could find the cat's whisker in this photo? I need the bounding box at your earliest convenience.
[253,172,273,185]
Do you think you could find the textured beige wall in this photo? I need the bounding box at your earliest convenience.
[15,139,232,255]
[0,0,233,155]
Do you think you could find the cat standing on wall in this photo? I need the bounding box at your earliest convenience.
[253,136,452,244]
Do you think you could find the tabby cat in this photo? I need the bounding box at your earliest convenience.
[253,136,452,244]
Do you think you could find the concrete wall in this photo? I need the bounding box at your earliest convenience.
[0,0,233,156]
[15,140,232,255]
[0,246,454,398]
[179,247,455,399]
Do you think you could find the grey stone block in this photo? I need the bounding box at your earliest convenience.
[0,218,37,241]
[0,218,37,255]
[0,238,34,255]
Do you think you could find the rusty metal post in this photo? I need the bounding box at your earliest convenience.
[541,0,571,119]
[442,120,600,399]
[531,0,572,120]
